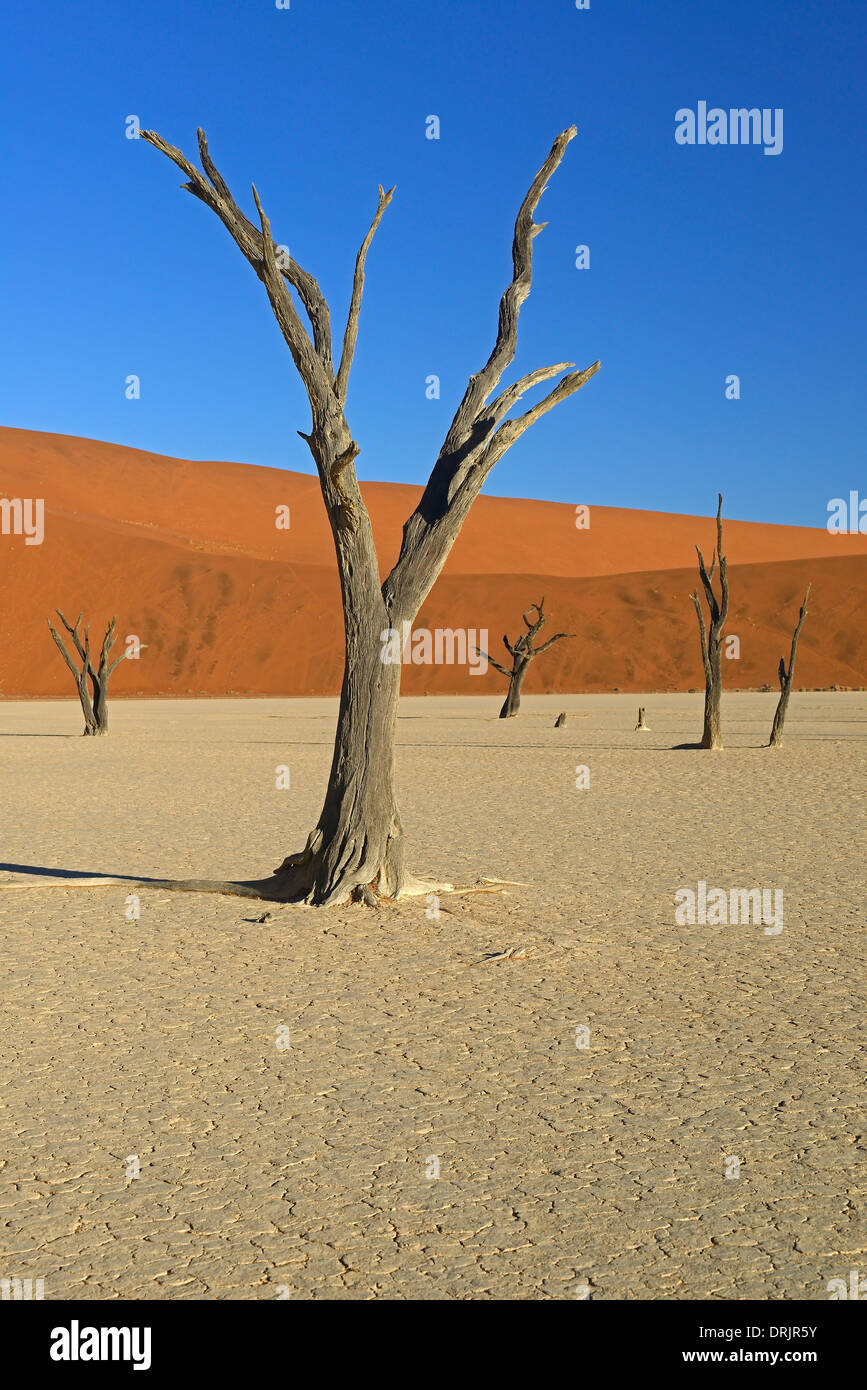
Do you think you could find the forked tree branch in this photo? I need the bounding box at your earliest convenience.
[54,610,87,663]
[442,127,579,453]
[691,590,711,677]
[523,601,545,631]
[195,128,333,374]
[91,616,128,678]
[142,127,383,550]
[48,619,84,683]
[769,585,810,747]
[140,128,335,403]
[383,128,600,619]
[144,126,599,634]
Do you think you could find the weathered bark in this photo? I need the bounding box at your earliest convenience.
[635,706,650,731]
[769,586,810,747]
[48,612,127,735]
[47,612,96,734]
[499,659,530,718]
[143,125,599,904]
[477,599,573,719]
[90,618,127,734]
[691,495,728,750]
[554,711,567,728]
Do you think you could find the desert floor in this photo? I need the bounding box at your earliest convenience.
[0,692,863,1300]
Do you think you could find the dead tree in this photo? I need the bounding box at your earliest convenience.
[477,600,573,718]
[47,612,126,735]
[143,124,599,904]
[690,494,728,750]
[768,586,810,747]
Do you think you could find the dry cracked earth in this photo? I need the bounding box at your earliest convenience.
[0,693,864,1299]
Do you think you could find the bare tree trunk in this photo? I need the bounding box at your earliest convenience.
[273,545,408,904]
[48,612,97,735]
[90,617,127,734]
[477,599,573,720]
[47,612,127,736]
[769,586,810,748]
[500,657,530,718]
[691,494,729,750]
[143,125,599,905]
[702,642,722,748]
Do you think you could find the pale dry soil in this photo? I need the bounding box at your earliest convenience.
[0,693,864,1301]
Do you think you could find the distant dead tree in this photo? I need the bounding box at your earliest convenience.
[143,124,599,904]
[768,586,810,747]
[691,494,728,750]
[477,599,574,719]
[47,612,127,735]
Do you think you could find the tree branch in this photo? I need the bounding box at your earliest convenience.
[695,546,719,623]
[476,361,574,435]
[478,364,600,478]
[141,128,335,400]
[94,616,118,678]
[335,184,395,406]
[783,585,810,682]
[523,601,545,631]
[195,128,334,374]
[691,590,712,680]
[47,621,83,681]
[55,610,86,664]
[534,631,574,654]
[383,127,599,620]
[441,127,578,458]
[475,648,511,677]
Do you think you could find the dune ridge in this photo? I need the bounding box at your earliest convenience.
[1,426,865,696]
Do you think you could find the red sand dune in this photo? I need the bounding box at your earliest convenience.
[1,426,865,697]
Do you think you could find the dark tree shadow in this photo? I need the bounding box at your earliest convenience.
[0,861,278,900]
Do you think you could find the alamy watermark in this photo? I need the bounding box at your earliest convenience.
[0,497,44,545]
[380,622,488,675]
[827,492,867,533]
[1,1276,44,1300]
[675,880,783,935]
[827,1270,866,1299]
[675,103,783,156]
[50,1323,152,1370]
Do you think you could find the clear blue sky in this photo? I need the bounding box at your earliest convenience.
[1,0,864,525]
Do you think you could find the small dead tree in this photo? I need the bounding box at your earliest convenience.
[143,124,599,903]
[478,599,573,718]
[690,494,728,750]
[768,586,810,747]
[47,612,127,735]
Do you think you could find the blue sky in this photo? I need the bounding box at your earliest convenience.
[1,0,864,525]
